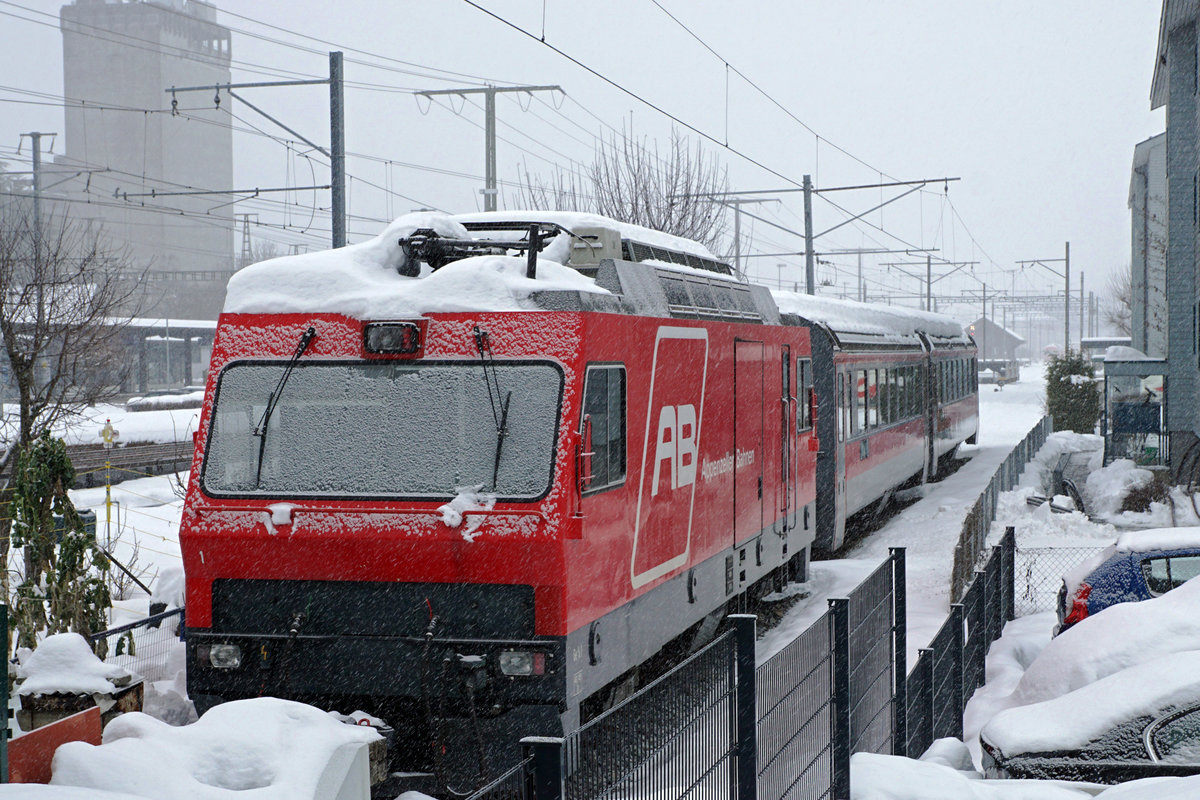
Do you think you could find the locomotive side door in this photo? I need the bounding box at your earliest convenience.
[734,339,764,546]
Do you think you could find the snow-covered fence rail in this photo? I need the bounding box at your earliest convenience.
[951,416,1052,602]
[87,607,184,683]
[905,528,1015,759]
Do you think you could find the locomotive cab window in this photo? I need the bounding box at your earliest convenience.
[582,364,627,493]
[202,360,563,500]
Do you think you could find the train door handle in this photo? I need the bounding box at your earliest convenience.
[757,477,762,498]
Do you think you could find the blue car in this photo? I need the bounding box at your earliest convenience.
[1055,528,1200,635]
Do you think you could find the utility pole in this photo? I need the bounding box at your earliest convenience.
[166,53,346,247]
[926,254,932,311]
[236,213,259,267]
[981,283,987,365]
[1079,270,1085,350]
[415,84,562,212]
[1064,242,1070,353]
[723,197,778,277]
[18,131,56,242]
[1016,240,1070,353]
[329,52,346,247]
[803,174,816,294]
[858,251,864,302]
[684,175,956,296]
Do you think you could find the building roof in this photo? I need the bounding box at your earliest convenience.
[969,317,1025,344]
[1130,132,1166,204]
[1152,0,1198,109]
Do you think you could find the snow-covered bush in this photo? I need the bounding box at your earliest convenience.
[1044,350,1099,433]
[10,433,111,656]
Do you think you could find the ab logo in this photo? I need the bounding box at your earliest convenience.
[631,327,708,588]
[651,404,698,496]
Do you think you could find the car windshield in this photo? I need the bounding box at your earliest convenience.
[202,360,563,500]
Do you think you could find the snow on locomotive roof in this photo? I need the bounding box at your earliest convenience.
[451,210,716,259]
[223,212,609,317]
[770,290,966,341]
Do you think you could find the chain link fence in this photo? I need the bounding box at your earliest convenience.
[1014,546,1105,617]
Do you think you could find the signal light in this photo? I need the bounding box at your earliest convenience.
[364,322,422,355]
[498,650,546,677]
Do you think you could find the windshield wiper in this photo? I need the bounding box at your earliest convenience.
[473,325,511,491]
[253,327,316,487]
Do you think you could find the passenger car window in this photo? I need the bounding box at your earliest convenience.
[582,365,626,492]
[1150,707,1200,763]
[797,357,813,431]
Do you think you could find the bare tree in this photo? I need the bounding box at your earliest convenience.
[514,125,730,255]
[1104,270,1132,337]
[0,207,144,475]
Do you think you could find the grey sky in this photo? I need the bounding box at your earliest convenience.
[0,0,1164,319]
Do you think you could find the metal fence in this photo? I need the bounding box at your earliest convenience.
[1014,546,1105,616]
[487,533,1018,800]
[755,611,834,800]
[846,557,898,759]
[906,529,1015,759]
[951,416,1052,601]
[88,607,185,682]
[564,627,741,800]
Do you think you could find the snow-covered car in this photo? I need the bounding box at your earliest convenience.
[1056,527,1200,635]
[980,650,1200,782]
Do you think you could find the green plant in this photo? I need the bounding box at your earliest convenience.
[1045,350,1101,434]
[10,432,110,656]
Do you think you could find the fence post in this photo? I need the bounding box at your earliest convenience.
[949,603,965,741]
[1001,527,1016,622]
[829,597,851,800]
[890,548,907,757]
[521,737,565,800]
[730,614,757,800]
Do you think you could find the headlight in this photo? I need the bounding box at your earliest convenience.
[209,643,243,669]
[498,650,545,677]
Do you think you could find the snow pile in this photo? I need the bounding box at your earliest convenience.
[1004,575,1200,709]
[125,391,205,412]
[1104,345,1155,361]
[151,566,186,610]
[224,212,609,317]
[436,485,496,542]
[17,633,131,697]
[1115,526,1200,551]
[982,650,1200,756]
[1017,431,1102,493]
[1085,459,1154,517]
[770,290,966,340]
[50,698,379,799]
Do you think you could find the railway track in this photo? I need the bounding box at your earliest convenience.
[2,441,195,488]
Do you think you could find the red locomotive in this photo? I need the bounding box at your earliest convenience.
[180,211,976,788]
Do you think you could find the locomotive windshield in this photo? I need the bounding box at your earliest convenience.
[201,360,563,500]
